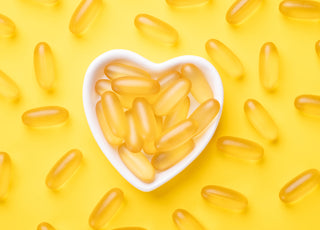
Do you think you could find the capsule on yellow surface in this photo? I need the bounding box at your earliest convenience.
[36,0,59,6]
[201,185,248,212]
[152,140,194,171]
[89,188,124,230]
[180,63,213,103]
[244,99,278,141]
[153,78,191,116]
[172,209,205,230]
[164,97,190,130]
[104,63,150,79]
[279,0,320,19]
[0,70,20,101]
[166,0,209,7]
[0,152,11,200]
[37,222,56,230]
[22,106,69,128]
[118,145,155,183]
[315,40,320,57]
[34,42,55,91]
[226,0,262,24]
[216,136,263,161]
[112,77,160,95]
[134,14,179,45]
[95,79,111,95]
[0,14,15,37]
[189,98,220,136]
[45,149,82,190]
[69,0,102,35]
[259,42,279,91]
[206,39,244,79]
[101,91,128,138]
[113,228,146,230]
[279,169,320,203]
[294,94,320,116]
[124,110,143,152]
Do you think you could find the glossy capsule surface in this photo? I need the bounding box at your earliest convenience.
[46,149,82,190]
[22,106,69,127]
[201,185,248,212]
[164,97,190,129]
[124,110,143,152]
[37,222,56,230]
[166,0,209,7]
[279,0,320,19]
[181,63,213,103]
[294,95,320,116]
[279,169,320,203]
[172,209,205,230]
[104,63,150,79]
[95,79,111,95]
[226,0,262,24]
[206,39,244,79]
[0,152,11,200]
[89,188,124,230]
[134,14,179,45]
[112,77,160,95]
[244,99,278,141]
[217,136,263,161]
[259,42,279,91]
[34,42,55,90]
[118,145,155,183]
[0,70,20,101]
[0,14,15,37]
[69,0,102,35]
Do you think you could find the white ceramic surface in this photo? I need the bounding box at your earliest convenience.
[83,49,224,192]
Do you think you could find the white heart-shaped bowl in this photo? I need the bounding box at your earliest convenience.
[83,49,224,192]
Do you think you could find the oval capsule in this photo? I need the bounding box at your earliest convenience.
[279,169,320,203]
[0,70,20,101]
[163,97,190,130]
[0,14,15,37]
[124,110,143,152]
[22,106,69,127]
[45,149,82,190]
[206,39,244,79]
[226,0,262,24]
[315,40,320,57]
[89,188,124,230]
[69,0,102,35]
[95,79,111,95]
[244,99,278,141]
[112,77,160,95]
[134,14,179,45]
[104,63,150,79]
[166,0,209,7]
[37,222,56,230]
[0,152,11,200]
[279,0,320,19]
[294,94,320,116]
[172,209,205,230]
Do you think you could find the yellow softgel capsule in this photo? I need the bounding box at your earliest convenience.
[294,94,320,116]
[279,169,320,203]
[152,140,194,171]
[315,40,320,57]
[279,0,320,19]
[89,188,124,230]
[216,136,263,161]
[34,42,56,91]
[259,42,279,91]
[0,152,11,200]
[0,70,20,101]
[244,99,278,141]
[153,78,191,116]
[104,63,150,80]
[206,39,244,79]
[163,97,190,130]
[69,0,102,35]
[45,149,82,190]
[201,185,248,212]
[180,64,213,103]
[22,106,69,128]
[111,77,160,95]
[172,209,205,230]
[124,110,143,152]
[37,222,56,230]
[166,0,209,7]
[95,79,111,95]
[226,0,262,24]
[134,14,179,45]
[118,145,155,183]
[0,14,15,37]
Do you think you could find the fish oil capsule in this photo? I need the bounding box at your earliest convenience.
[45,149,82,190]
[113,228,146,230]
[0,152,11,200]
[69,0,102,35]
[279,169,320,203]
[118,145,155,183]
[206,39,244,79]
[124,110,143,152]
[315,40,320,57]
[180,64,213,103]
[172,209,205,230]
[134,14,179,45]
[153,78,191,116]
[152,140,194,171]
[216,136,263,161]
[279,0,320,19]
[244,99,278,141]
[189,98,220,136]
[0,70,20,101]
[163,97,190,129]
[259,42,279,91]
[294,94,320,116]
[37,222,56,230]
[111,77,160,95]
[0,14,15,37]
[104,63,150,79]
[156,119,197,152]
[95,79,111,95]
[201,185,248,212]
[34,42,55,91]
[226,0,262,24]
[89,188,124,230]
[166,0,209,7]
[22,106,69,127]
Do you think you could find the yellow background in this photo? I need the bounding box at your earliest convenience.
[1,0,320,229]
